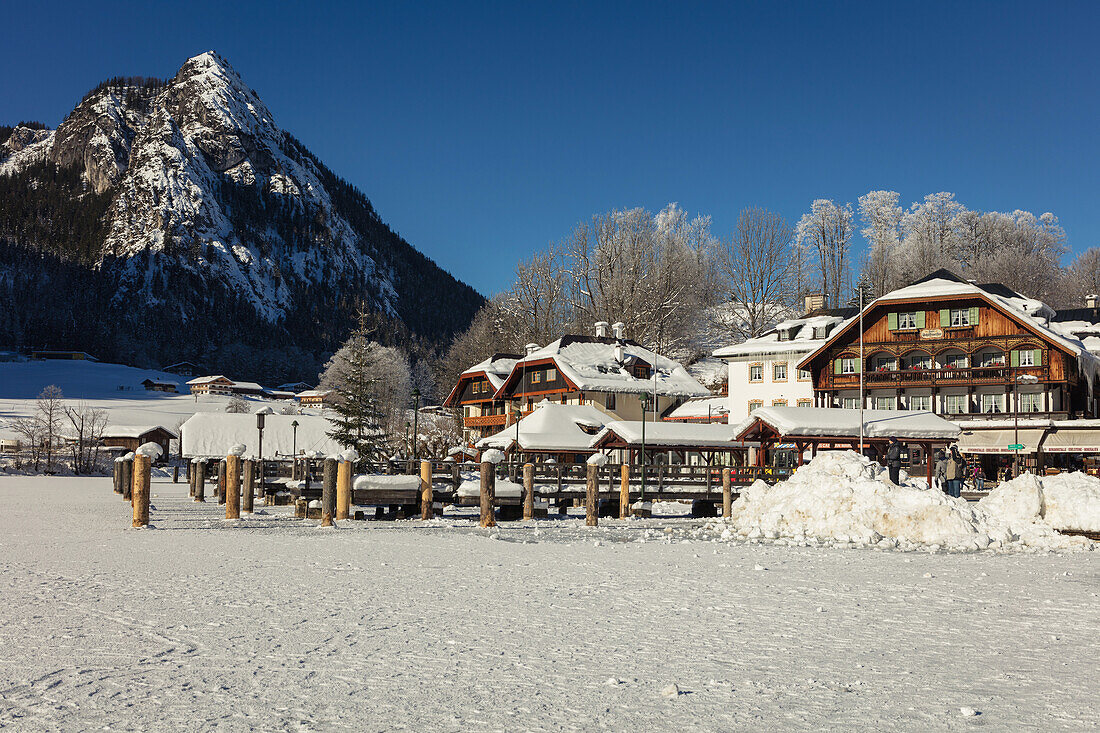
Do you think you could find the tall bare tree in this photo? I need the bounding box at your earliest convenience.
[716,207,795,338]
[64,402,107,475]
[795,199,854,308]
[36,385,64,472]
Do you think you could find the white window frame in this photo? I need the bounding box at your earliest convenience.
[950,308,970,327]
[748,400,763,414]
[909,394,931,411]
[841,358,856,374]
[979,351,1005,368]
[546,368,557,381]
[874,396,896,410]
[1019,392,1041,412]
[1019,350,1035,367]
[980,393,1005,413]
[898,311,918,330]
[773,363,787,381]
[876,356,897,372]
[749,364,763,382]
[797,399,812,408]
[842,397,858,409]
[798,368,812,381]
[945,394,968,414]
[942,353,968,369]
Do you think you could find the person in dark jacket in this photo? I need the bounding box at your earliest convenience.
[884,437,903,485]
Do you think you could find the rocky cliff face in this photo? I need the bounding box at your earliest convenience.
[0,52,483,380]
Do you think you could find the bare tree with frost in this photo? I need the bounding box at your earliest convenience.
[858,190,903,296]
[795,199,854,308]
[715,207,795,338]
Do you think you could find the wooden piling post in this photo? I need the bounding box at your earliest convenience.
[217,460,227,505]
[194,460,206,502]
[620,463,630,519]
[585,463,599,527]
[225,454,241,520]
[173,464,179,483]
[522,463,535,520]
[131,454,150,528]
[479,461,496,528]
[321,457,337,527]
[238,460,251,510]
[121,457,133,501]
[420,460,433,520]
[722,467,732,519]
[112,459,122,494]
[337,459,352,520]
[187,461,195,497]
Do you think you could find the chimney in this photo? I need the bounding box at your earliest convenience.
[594,321,610,338]
[611,321,625,340]
[803,293,825,314]
[1088,294,1098,309]
[615,345,624,363]
[525,343,540,355]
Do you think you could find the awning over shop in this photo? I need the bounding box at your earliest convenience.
[956,428,1045,455]
[1040,428,1100,454]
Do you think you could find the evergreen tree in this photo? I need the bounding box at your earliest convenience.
[324,314,389,457]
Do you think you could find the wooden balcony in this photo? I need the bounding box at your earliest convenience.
[464,414,508,428]
[823,365,1049,390]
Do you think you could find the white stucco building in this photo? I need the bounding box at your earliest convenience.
[713,310,855,419]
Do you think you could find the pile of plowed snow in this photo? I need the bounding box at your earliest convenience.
[716,451,1091,552]
[979,471,1100,533]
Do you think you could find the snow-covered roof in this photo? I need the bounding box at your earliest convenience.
[181,413,340,459]
[142,378,178,386]
[101,425,178,440]
[461,353,521,390]
[591,421,757,449]
[476,402,609,453]
[664,396,730,420]
[713,314,853,359]
[733,407,961,441]
[230,381,264,391]
[186,375,231,385]
[296,389,332,398]
[502,336,708,399]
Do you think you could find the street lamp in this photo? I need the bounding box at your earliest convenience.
[256,408,270,494]
[411,388,421,460]
[513,402,522,459]
[1014,372,1039,477]
[291,419,299,457]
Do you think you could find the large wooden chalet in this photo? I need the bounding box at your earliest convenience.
[800,271,1099,418]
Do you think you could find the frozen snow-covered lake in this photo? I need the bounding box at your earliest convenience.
[0,475,1096,730]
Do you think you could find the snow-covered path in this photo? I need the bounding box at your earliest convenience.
[0,476,1096,730]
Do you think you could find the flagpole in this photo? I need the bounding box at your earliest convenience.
[859,286,865,455]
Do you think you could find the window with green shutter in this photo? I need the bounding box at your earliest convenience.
[939,308,950,327]
[888,312,898,330]
[969,306,979,327]
[915,311,926,328]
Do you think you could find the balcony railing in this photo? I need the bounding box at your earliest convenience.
[826,365,1047,388]
[464,414,508,428]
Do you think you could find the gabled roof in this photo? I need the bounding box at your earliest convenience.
[443,353,522,407]
[476,401,609,453]
[664,395,730,421]
[495,336,708,399]
[186,375,232,385]
[101,425,179,440]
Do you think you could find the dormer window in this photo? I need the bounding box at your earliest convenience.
[813,326,828,339]
[777,329,790,342]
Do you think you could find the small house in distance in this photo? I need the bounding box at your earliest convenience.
[161,361,202,377]
[296,389,334,408]
[31,350,98,361]
[276,381,313,393]
[141,378,178,393]
[100,426,178,460]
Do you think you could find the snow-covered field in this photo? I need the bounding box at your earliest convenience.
[0,359,320,449]
[0,474,1096,730]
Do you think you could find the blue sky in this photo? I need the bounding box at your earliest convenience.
[2,1,1098,296]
